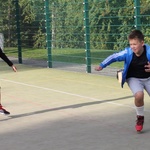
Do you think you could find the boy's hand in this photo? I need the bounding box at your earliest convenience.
[12,65,17,72]
[95,66,103,71]
[145,62,150,72]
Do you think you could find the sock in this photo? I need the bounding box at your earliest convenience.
[135,106,144,116]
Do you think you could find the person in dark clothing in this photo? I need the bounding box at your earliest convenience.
[0,47,17,115]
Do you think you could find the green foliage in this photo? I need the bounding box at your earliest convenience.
[1,0,150,60]
[140,0,150,44]
[33,25,46,48]
[89,0,135,50]
[0,0,16,47]
[19,0,45,48]
[51,0,84,49]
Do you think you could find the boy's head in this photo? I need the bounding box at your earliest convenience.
[128,29,144,41]
[128,30,145,56]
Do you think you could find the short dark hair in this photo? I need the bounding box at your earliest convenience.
[128,29,144,41]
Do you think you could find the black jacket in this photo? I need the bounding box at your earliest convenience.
[0,48,13,66]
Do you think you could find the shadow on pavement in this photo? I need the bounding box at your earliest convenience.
[1,95,133,121]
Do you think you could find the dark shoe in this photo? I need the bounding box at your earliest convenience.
[0,105,10,115]
[135,116,144,132]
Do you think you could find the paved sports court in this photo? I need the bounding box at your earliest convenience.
[0,62,150,150]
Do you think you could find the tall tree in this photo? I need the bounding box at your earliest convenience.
[19,0,45,48]
[0,0,16,47]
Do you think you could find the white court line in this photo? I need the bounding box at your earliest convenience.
[2,78,150,112]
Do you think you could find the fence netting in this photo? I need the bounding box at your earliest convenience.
[0,0,150,73]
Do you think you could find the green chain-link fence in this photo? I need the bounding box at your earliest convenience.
[0,0,150,73]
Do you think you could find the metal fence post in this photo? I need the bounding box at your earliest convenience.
[83,0,91,73]
[14,0,22,63]
[134,0,141,30]
[44,0,52,68]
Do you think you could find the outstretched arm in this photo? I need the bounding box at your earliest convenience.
[0,48,17,72]
[95,49,127,71]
